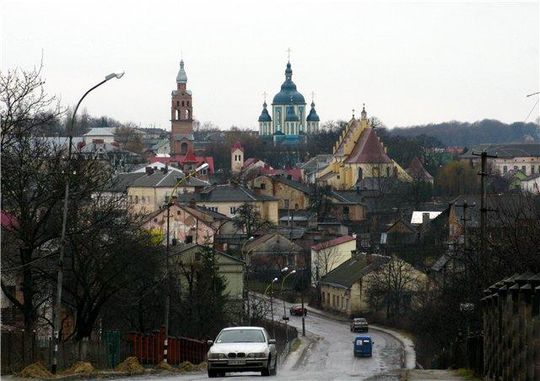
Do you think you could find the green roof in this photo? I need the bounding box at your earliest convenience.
[321,255,389,289]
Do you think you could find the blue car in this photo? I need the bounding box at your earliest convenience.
[353,336,373,357]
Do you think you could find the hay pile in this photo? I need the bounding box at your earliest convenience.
[20,362,53,378]
[115,356,145,374]
[155,360,173,371]
[62,361,94,375]
[177,361,195,372]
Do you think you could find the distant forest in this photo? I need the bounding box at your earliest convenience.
[389,119,540,147]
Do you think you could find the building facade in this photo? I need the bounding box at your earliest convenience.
[170,60,194,156]
[258,61,320,143]
[316,106,411,190]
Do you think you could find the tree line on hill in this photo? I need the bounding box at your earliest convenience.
[389,119,540,147]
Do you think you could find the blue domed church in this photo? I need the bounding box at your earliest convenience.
[258,60,319,144]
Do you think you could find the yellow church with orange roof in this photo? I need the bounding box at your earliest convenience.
[316,105,411,190]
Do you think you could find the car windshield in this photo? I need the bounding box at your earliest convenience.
[354,318,366,322]
[216,329,266,343]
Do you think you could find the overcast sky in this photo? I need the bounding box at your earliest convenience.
[2,0,539,131]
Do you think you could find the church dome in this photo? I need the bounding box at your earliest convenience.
[272,62,306,105]
[176,60,187,84]
[258,102,272,122]
[306,101,320,122]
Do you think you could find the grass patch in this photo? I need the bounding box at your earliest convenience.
[456,368,482,380]
[289,338,301,353]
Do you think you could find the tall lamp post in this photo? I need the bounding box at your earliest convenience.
[163,162,209,363]
[264,277,279,325]
[51,72,124,374]
[280,268,295,345]
[241,236,254,324]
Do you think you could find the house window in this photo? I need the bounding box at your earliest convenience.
[514,166,518,171]
[230,207,237,214]
[503,165,508,173]
[129,195,133,203]
[135,195,139,204]
[284,200,289,209]
[141,196,145,204]
[532,166,535,174]
[322,292,325,302]
[386,167,390,177]
[261,183,266,189]
[208,207,218,212]
[185,235,193,244]
[522,166,527,174]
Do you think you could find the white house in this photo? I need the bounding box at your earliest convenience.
[311,235,357,286]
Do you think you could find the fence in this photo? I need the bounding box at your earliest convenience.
[127,327,209,366]
[0,330,132,374]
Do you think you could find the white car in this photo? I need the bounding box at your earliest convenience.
[207,326,278,377]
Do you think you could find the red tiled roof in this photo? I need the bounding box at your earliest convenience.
[150,155,215,174]
[231,141,244,152]
[261,167,302,182]
[345,128,392,164]
[183,146,198,163]
[311,235,356,251]
[406,157,433,181]
[242,158,259,169]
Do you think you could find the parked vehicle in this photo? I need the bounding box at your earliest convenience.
[207,326,277,377]
[350,317,369,332]
[289,305,308,316]
[353,336,374,357]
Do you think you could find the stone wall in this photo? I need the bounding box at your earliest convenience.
[482,273,540,381]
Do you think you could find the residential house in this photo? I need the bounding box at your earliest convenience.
[299,154,332,184]
[521,173,540,193]
[141,202,236,246]
[311,235,357,286]
[460,143,540,176]
[83,127,117,144]
[406,157,434,184]
[175,184,280,224]
[171,244,245,301]
[243,233,304,275]
[320,254,426,317]
[380,218,417,247]
[150,146,214,180]
[328,190,367,222]
[127,167,209,214]
[251,175,312,210]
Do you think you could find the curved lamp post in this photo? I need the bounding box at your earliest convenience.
[280,269,296,319]
[52,72,124,374]
[163,162,209,363]
[264,277,279,338]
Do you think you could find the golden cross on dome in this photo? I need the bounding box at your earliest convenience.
[263,91,267,102]
[286,47,292,61]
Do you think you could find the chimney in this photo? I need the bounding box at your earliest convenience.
[161,164,168,174]
[145,167,154,175]
[422,212,430,226]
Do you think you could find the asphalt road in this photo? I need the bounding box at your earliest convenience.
[117,300,404,381]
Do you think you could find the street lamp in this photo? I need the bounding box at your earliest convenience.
[51,72,124,374]
[280,269,296,319]
[163,162,209,363]
[264,277,279,338]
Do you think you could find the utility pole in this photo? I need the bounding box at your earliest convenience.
[472,151,497,257]
[455,200,475,252]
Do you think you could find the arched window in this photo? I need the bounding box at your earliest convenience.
[386,167,390,177]
[180,142,188,155]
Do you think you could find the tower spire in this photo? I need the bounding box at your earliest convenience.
[286,47,291,62]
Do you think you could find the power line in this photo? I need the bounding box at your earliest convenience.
[524,97,539,123]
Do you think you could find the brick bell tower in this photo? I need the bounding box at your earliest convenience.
[170,59,194,156]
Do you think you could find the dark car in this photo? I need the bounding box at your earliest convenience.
[289,305,307,316]
[350,317,369,332]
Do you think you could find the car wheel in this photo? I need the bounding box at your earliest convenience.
[261,357,271,376]
[270,356,277,376]
[207,369,217,378]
